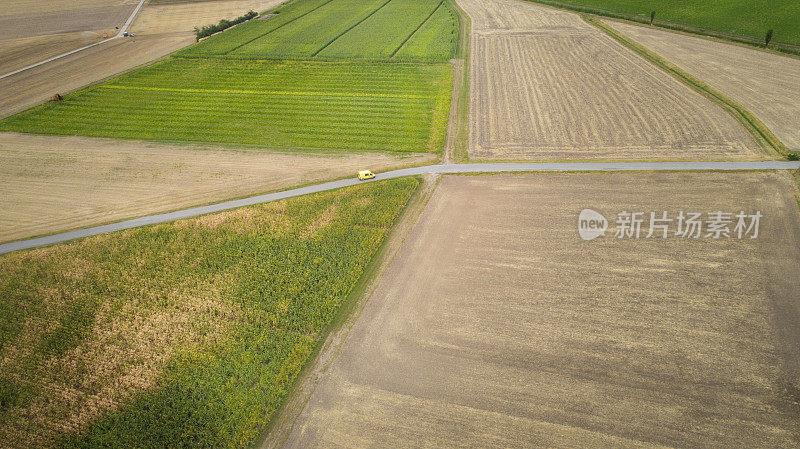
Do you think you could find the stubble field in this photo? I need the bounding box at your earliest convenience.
[607,20,800,151]
[458,0,763,160]
[280,172,800,448]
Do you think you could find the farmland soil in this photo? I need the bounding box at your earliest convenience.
[278,172,800,448]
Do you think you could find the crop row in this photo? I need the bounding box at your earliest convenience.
[229,0,390,59]
[394,1,459,61]
[179,0,458,62]
[0,178,421,449]
[316,0,443,60]
[178,0,336,56]
[0,60,452,152]
[112,59,449,96]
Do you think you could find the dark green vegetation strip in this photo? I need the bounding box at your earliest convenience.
[527,0,800,53]
[0,178,420,449]
[0,59,453,153]
[587,16,789,157]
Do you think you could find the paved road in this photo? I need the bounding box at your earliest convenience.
[0,0,147,80]
[1,160,798,255]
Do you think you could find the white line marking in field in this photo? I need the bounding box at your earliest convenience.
[0,0,148,80]
[1,160,798,255]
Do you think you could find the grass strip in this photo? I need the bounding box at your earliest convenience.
[389,0,445,58]
[586,16,789,158]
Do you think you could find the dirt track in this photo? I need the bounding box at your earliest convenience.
[0,133,434,242]
[606,20,800,151]
[458,0,762,160]
[279,172,800,448]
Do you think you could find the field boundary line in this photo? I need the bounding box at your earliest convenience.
[99,84,433,99]
[586,16,790,158]
[311,0,394,57]
[2,161,799,255]
[389,0,445,58]
[223,0,338,54]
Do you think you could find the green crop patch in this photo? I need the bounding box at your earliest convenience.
[180,0,458,61]
[0,177,420,449]
[0,59,453,153]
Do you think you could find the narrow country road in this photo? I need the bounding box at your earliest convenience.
[0,0,148,80]
[1,160,798,255]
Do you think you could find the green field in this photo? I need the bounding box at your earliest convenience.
[180,0,458,61]
[534,0,800,46]
[0,178,420,448]
[0,59,453,152]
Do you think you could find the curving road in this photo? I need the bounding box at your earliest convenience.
[1,160,798,255]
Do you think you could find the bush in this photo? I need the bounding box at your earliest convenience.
[194,11,258,41]
[787,152,800,161]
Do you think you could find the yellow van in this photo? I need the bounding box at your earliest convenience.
[357,170,375,181]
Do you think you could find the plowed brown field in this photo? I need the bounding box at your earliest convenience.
[279,172,800,448]
[606,20,800,151]
[458,0,763,160]
[0,133,434,242]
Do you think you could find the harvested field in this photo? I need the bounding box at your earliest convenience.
[606,20,800,151]
[278,172,800,448]
[458,0,762,160]
[0,132,434,242]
